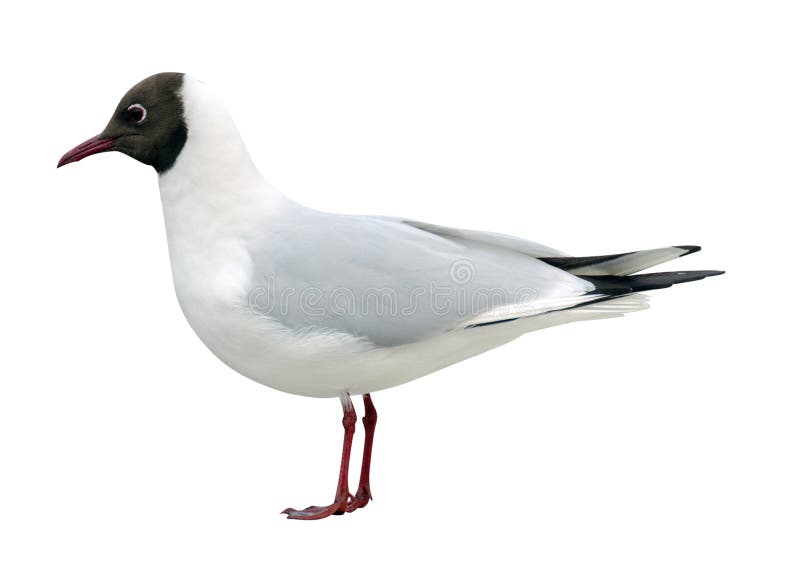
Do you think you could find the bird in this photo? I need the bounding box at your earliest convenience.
[58,72,724,520]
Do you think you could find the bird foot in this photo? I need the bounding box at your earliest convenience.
[282,494,352,520]
[346,485,372,513]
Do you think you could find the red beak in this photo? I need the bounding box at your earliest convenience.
[57,135,116,168]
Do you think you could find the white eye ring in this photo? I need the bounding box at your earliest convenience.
[127,103,147,123]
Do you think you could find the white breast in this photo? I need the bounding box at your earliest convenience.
[152,77,582,398]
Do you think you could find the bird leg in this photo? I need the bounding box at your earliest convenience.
[282,393,357,520]
[347,393,377,512]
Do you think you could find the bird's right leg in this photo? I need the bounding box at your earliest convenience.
[282,393,357,520]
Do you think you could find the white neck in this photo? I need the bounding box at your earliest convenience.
[157,77,286,302]
[158,76,285,226]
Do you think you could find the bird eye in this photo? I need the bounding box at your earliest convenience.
[126,103,147,124]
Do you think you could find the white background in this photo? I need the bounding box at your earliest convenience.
[1,1,798,573]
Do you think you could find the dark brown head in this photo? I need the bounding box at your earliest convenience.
[57,72,188,173]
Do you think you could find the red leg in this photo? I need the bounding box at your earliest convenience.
[347,393,377,512]
[282,394,357,520]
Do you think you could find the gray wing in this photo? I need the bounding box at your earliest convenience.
[247,208,594,346]
[389,217,569,258]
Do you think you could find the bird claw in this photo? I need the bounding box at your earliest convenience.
[282,494,353,520]
[345,485,372,513]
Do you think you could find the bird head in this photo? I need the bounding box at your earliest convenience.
[57,72,188,174]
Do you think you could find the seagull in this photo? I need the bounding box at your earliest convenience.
[58,73,724,520]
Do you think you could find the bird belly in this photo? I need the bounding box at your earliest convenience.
[172,283,525,398]
[166,237,529,397]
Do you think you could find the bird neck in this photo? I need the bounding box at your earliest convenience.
[157,77,285,244]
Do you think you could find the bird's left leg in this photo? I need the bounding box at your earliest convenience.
[282,393,357,520]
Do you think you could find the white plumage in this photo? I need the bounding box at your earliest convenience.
[155,77,667,398]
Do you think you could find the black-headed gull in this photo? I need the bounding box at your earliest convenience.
[58,73,723,520]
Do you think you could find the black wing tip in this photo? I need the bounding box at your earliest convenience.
[582,269,725,296]
[639,269,726,283]
[687,269,725,278]
[466,317,519,329]
[675,245,702,256]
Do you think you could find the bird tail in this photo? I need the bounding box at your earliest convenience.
[541,245,724,295]
[465,246,723,330]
